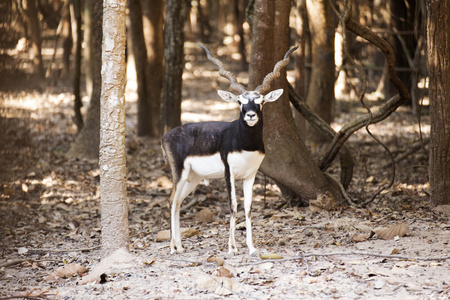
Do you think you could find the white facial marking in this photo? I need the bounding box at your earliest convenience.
[244,110,258,127]
[254,96,264,105]
[238,95,249,104]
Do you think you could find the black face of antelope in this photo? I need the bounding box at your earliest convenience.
[162,44,298,255]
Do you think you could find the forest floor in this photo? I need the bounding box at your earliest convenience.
[1,48,450,299]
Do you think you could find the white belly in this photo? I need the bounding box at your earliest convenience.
[228,151,265,179]
[183,151,265,181]
[184,153,225,179]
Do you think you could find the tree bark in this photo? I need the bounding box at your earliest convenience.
[67,0,102,159]
[23,0,44,77]
[249,0,341,204]
[161,0,189,134]
[128,0,152,136]
[72,0,83,131]
[84,0,93,100]
[142,0,164,137]
[426,0,450,207]
[100,0,129,257]
[305,0,335,143]
[294,0,308,137]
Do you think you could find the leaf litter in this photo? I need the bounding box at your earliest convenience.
[1,62,449,299]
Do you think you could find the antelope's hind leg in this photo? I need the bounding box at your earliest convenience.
[170,172,201,254]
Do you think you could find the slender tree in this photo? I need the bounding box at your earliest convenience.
[100,0,129,257]
[72,0,83,131]
[128,0,152,136]
[161,0,190,134]
[426,0,450,207]
[22,0,44,77]
[142,0,164,137]
[67,0,102,159]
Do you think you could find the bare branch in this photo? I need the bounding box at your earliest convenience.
[319,4,411,187]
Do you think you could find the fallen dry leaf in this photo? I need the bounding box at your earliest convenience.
[391,248,400,254]
[213,266,234,278]
[351,234,369,243]
[206,256,225,266]
[197,274,246,296]
[155,228,201,242]
[259,252,283,260]
[374,222,409,240]
[309,191,339,212]
[156,176,173,188]
[45,263,88,282]
[195,208,215,223]
[155,230,170,242]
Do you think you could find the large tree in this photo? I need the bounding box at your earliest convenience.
[305,0,335,143]
[100,0,129,257]
[249,0,341,204]
[426,0,450,207]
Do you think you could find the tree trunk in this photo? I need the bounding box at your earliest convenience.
[427,0,450,207]
[294,0,308,137]
[84,0,93,100]
[66,0,102,159]
[128,0,152,136]
[161,0,189,134]
[305,0,335,143]
[142,0,164,137]
[72,0,83,131]
[100,0,129,257]
[249,0,341,204]
[23,0,44,77]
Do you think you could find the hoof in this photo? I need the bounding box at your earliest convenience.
[170,242,184,254]
[249,248,258,256]
[228,248,238,256]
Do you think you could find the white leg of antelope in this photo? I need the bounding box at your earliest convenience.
[227,172,238,255]
[170,173,201,254]
[170,179,186,253]
[243,175,257,255]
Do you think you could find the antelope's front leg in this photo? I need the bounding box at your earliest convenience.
[243,175,257,255]
[225,170,238,254]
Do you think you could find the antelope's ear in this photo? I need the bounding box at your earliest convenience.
[264,89,283,102]
[218,90,238,103]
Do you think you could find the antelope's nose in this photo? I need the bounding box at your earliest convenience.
[247,112,256,119]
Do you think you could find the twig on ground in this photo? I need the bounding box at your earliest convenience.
[0,258,62,268]
[232,252,450,267]
[14,245,101,254]
[159,251,450,270]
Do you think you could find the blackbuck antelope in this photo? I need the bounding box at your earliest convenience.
[162,44,298,255]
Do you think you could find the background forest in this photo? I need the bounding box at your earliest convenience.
[0,0,449,299]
